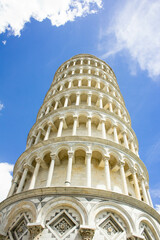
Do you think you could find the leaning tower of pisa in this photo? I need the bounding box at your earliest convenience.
[0,54,160,240]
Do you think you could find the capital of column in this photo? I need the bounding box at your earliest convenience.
[48,121,53,127]
[27,222,44,239]
[79,226,95,240]
[23,163,34,173]
[86,152,92,158]
[35,157,43,164]
[68,151,74,158]
[119,159,125,167]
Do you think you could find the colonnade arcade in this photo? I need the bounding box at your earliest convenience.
[27,111,138,155]
[38,89,130,125]
[45,76,124,107]
[8,145,152,207]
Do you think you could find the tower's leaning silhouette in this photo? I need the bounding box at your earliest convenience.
[0,54,160,240]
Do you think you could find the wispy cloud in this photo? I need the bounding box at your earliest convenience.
[99,0,160,79]
[0,102,4,111]
[0,162,14,202]
[0,0,102,37]
[2,40,6,45]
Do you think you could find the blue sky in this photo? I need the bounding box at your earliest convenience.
[0,0,160,209]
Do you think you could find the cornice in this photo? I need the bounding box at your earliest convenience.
[0,187,159,223]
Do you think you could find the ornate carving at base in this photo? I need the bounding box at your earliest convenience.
[27,222,44,239]
[80,226,95,240]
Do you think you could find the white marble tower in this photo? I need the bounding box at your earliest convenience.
[0,54,160,240]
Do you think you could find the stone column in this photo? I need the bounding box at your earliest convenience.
[68,81,72,88]
[65,151,74,186]
[8,172,21,197]
[99,96,103,108]
[80,59,83,65]
[146,185,153,207]
[88,93,92,106]
[57,117,64,137]
[44,122,52,140]
[130,140,136,153]
[88,79,91,87]
[64,95,69,107]
[106,85,109,93]
[140,175,149,204]
[86,152,92,187]
[97,81,100,89]
[76,93,80,106]
[109,102,113,112]
[34,128,42,145]
[29,158,41,190]
[117,108,122,118]
[28,136,35,148]
[45,104,51,114]
[132,168,141,200]
[104,156,111,190]
[46,154,56,187]
[17,166,29,193]
[59,85,63,91]
[72,115,78,136]
[78,79,82,87]
[113,124,119,144]
[87,117,92,136]
[122,131,129,149]
[119,160,128,195]
[54,100,59,110]
[101,119,106,139]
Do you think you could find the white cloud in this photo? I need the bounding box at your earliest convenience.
[0,103,4,111]
[0,0,102,36]
[2,40,6,45]
[100,0,160,79]
[0,162,14,202]
[155,205,160,214]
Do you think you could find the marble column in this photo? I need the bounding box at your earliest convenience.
[45,104,51,114]
[117,108,122,118]
[140,176,149,204]
[8,172,21,197]
[146,185,153,207]
[28,136,35,148]
[29,158,41,190]
[54,101,59,110]
[76,93,80,106]
[46,154,56,187]
[101,119,106,139]
[132,168,141,200]
[65,151,74,186]
[44,122,52,140]
[68,81,72,88]
[120,161,128,195]
[86,152,92,187]
[35,128,42,145]
[122,131,129,149]
[57,117,64,137]
[113,124,119,144]
[72,116,78,136]
[87,117,92,136]
[130,140,136,153]
[109,102,113,112]
[99,96,103,108]
[104,156,111,190]
[78,79,82,87]
[17,166,29,193]
[88,93,92,106]
[64,95,69,107]
[88,79,91,87]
